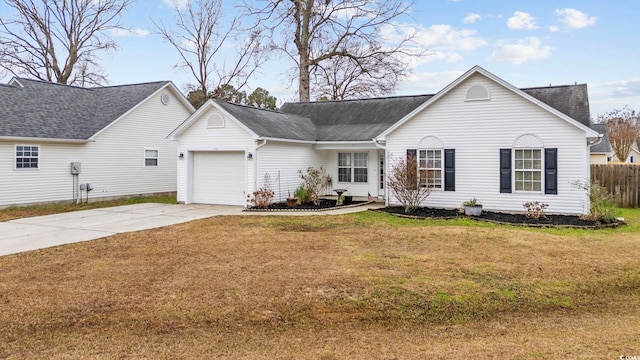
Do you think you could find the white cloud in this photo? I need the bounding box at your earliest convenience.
[487,37,552,64]
[548,25,560,32]
[381,23,486,66]
[463,13,482,24]
[163,0,189,9]
[588,79,640,116]
[555,8,597,29]
[110,28,150,37]
[507,11,537,30]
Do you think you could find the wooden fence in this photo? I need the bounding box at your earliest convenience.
[591,164,640,208]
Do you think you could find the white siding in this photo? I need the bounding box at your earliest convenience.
[322,149,380,198]
[386,73,590,215]
[176,106,254,203]
[256,141,323,203]
[0,88,192,206]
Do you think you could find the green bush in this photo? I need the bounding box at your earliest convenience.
[572,180,617,222]
[294,186,311,204]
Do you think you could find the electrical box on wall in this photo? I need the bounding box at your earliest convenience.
[70,162,81,175]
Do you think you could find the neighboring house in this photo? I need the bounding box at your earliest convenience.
[610,143,640,163]
[0,78,194,207]
[169,66,601,215]
[589,123,613,164]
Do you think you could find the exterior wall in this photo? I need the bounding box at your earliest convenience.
[0,88,192,206]
[175,106,254,204]
[256,141,323,202]
[590,154,608,165]
[385,73,591,215]
[321,149,381,198]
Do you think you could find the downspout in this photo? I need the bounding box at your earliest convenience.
[373,138,388,206]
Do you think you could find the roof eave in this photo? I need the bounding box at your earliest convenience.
[0,135,91,143]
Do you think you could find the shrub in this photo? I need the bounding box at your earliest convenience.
[298,166,327,205]
[248,187,274,209]
[523,201,549,220]
[571,180,617,222]
[293,186,311,204]
[387,154,431,213]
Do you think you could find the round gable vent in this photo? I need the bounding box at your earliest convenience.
[161,92,171,105]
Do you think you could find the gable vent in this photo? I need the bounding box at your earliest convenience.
[465,85,490,101]
[207,113,225,128]
[161,92,171,105]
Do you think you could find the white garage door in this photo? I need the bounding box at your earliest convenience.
[192,151,245,205]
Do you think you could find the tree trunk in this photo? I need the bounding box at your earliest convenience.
[299,55,310,102]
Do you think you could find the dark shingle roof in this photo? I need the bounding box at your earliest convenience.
[215,100,316,141]
[0,78,169,140]
[280,95,433,141]
[220,83,591,142]
[521,84,591,127]
[590,123,612,153]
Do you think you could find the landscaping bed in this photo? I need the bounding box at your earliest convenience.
[376,206,624,228]
[245,199,367,211]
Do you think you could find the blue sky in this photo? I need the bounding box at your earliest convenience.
[3,0,639,118]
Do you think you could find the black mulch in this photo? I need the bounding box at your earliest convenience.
[246,199,366,211]
[376,206,623,229]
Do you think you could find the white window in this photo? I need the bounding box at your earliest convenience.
[338,152,368,183]
[514,149,542,192]
[15,145,39,169]
[418,149,442,189]
[145,149,159,167]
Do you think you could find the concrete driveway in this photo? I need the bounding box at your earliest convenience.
[0,203,243,257]
[0,202,383,257]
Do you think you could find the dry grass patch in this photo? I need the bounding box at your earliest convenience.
[0,213,639,359]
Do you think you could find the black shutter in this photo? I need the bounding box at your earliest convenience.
[545,148,558,195]
[500,149,512,193]
[407,149,417,190]
[444,149,455,191]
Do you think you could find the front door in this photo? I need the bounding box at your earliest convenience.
[378,150,385,197]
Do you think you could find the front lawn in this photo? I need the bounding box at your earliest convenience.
[0,211,638,359]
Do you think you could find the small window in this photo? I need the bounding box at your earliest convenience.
[15,145,39,169]
[465,85,490,101]
[514,149,542,192]
[145,149,159,167]
[418,149,442,188]
[338,152,368,183]
[207,113,225,128]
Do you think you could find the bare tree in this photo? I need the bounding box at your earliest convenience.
[387,154,431,213]
[0,0,134,86]
[248,0,424,102]
[599,106,639,162]
[155,0,266,106]
[312,39,407,100]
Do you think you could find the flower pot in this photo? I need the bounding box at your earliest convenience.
[343,196,353,205]
[464,205,482,216]
[286,197,297,208]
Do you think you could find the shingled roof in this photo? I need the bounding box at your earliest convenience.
[210,84,592,142]
[281,95,433,141]
[0,78,171,140]
[521,84,591,127]
[589,123,613,154]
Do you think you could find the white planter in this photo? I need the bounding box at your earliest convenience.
[464,205,483,216]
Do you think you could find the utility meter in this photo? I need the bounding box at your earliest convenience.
[70,162,81,175]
